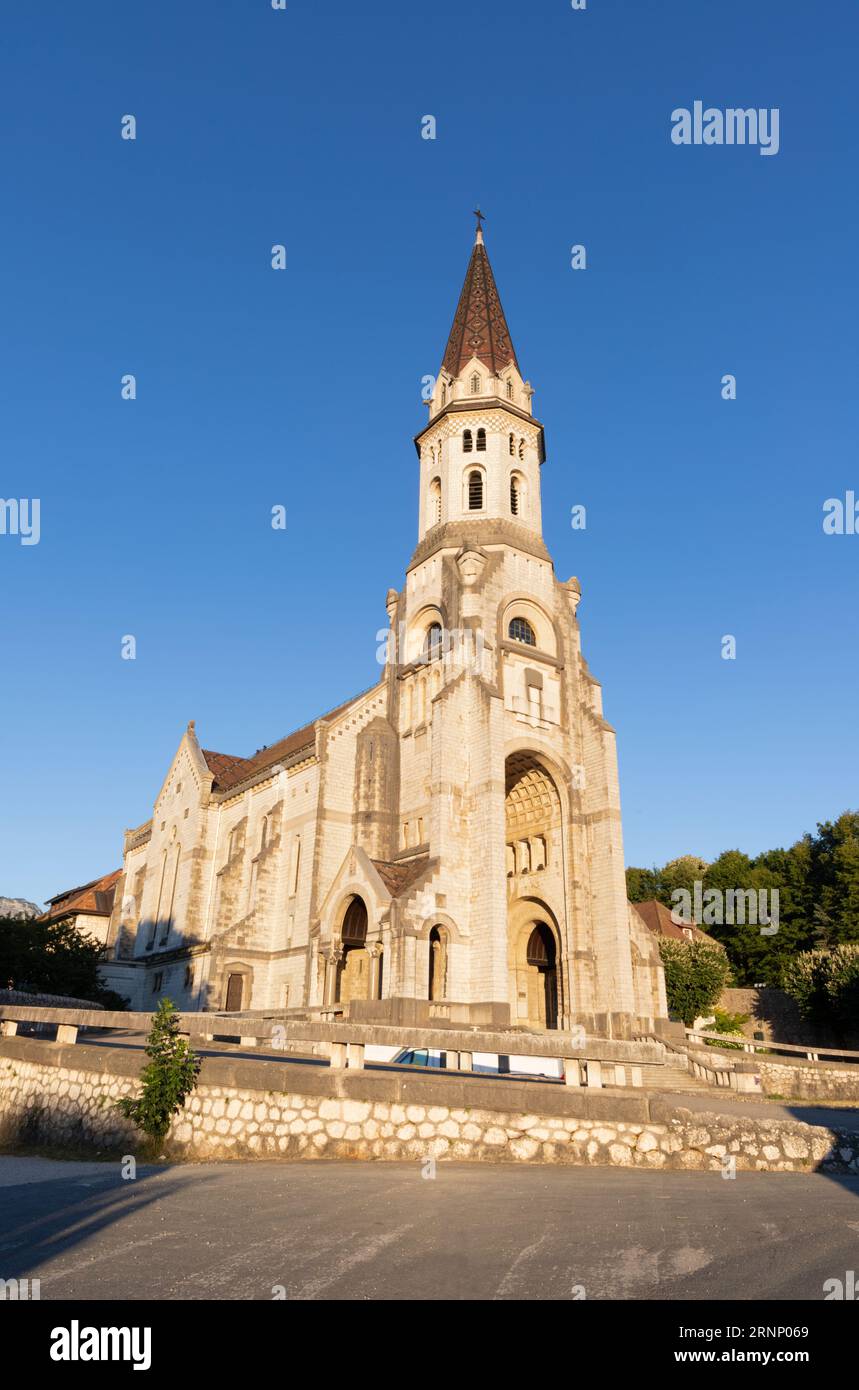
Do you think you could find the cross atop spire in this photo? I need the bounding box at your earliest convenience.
[440,219,520,379]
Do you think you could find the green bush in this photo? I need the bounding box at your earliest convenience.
[658,939,732,1027]
[782,944,859,1032]
[704,1007,750,1050]
[116,999,200,1152]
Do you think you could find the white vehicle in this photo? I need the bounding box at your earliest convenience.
[389,1047,562,1081]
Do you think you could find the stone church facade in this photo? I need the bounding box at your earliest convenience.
[102,223,668,1039]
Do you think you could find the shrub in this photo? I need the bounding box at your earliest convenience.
[782,944,859,1032]
[705,1006,750,1050]
[658,939,732,1027]
[116,999,200,1152]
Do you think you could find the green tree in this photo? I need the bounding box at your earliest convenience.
[811,813,859,945]
[658,939,732,1027]
[0,916,126,1006]
[782,944,859,1038]
[625,867,660,902]
[116,1000,200,1151]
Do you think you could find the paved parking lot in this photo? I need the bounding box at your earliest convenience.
[1,1156,858,1300]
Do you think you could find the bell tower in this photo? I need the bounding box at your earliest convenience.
[377,214,667,1039]
[415,214,545,543]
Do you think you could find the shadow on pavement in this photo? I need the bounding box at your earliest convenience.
[0,1164,217,1282]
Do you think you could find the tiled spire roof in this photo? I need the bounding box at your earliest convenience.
[441,219,520,379]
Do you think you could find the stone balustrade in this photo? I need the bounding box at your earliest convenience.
[0,1002,663,1092]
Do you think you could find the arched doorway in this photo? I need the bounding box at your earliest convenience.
[505,752,566,1029]
[428,925,448,1001]
[526,923,558,1030]
[336,896,369,1004]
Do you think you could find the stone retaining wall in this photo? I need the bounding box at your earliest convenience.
[758,1055,859,1102]
[2,1038,858,1174]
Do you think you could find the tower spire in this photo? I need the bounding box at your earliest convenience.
[441,217,520,379]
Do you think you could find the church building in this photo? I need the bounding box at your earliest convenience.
[99,220,668,1039]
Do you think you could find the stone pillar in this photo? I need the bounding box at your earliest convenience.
[563,1058,582,1087]
[55,1024,79,1045]
[585,1059,602,1088]
[367,944,382,1001]
[323,948,342,1006]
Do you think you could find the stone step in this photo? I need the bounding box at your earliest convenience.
[637,1063,712,1093]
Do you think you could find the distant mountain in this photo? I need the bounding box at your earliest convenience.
[0,897,41,919]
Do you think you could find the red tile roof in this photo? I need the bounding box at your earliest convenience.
[40,869,121,924]
[371,856,431,897]
[631,899,723,948]
[200,688,374,794]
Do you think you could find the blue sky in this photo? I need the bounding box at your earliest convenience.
[1,0,857,906]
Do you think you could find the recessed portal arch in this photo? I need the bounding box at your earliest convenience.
[335,895,369,1004]
[506,751,566,1030]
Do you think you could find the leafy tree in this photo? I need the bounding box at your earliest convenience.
[658,940,732,1027]
[627,811,859,987]
[625,866,660,902]
[781,944,859,1038]
[116,999,200,1151]
[0,916,126,1006]
[661,855,710,903]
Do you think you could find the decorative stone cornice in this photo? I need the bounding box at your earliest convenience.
[409,518,552,571]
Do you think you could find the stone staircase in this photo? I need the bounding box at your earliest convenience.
[637,1060,713,1094]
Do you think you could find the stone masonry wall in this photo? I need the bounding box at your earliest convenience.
[758,1056,859,1102]
[2,1038,858,1175]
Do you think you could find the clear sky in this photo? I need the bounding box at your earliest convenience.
[2,0,857,906]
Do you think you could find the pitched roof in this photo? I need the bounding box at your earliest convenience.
[371,856,430,897]
[631,899,723,947]
[200,688,375,794]
[441,230,520,379]
[40,869,121,924]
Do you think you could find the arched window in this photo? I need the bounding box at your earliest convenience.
[468,470,483,510]
[429,477,442,527]
[476,428,486,452]
[470,373,480,394]
[341,897,368,945]
[509,432,515,456]
[518,438,525,461]
[441,382,447,406]
[463,429,473,453]
[507,380,514,400]
[423,622,443,662]
[508,616,536,646]
[510,475,521,516]
[428,925,448,1001]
